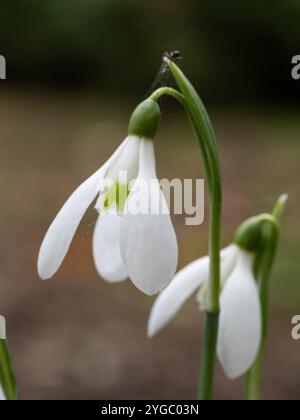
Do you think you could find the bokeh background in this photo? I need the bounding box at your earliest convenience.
[0,0,299,400]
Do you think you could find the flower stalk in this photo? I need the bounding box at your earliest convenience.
[151,58,222,400]
[246,194,288,400]
[164,58,222,315]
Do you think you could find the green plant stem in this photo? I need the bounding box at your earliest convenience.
[153,59,222,400]
[246,224,277,400]
[198,313,219,400]
[150,86,185,105]
[0,339,16,400]
[246,195,288,400]
[160,60,222,313]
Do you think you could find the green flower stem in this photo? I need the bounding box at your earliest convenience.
[150,87,214,193]
[245,224,278,400]
[197,313,219,400]
[150,86,185,105]
[164,59,222,314]
[246,195,288,400]
[0,339,16,400]
[166,60,222,401]
[151,58,222,400]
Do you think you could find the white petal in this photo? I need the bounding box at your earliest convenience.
[120,139,178,295]
[106,135,140,183]
[217,249,261,379]
[0,315,5,340]
[0,316,7,400]
[37,138,128,280]
[136,138,156,179]
[148,255,210,336]
[0,385,5,401]
[120,192,178,295]
[220,244,239,285]
[92,213,127,283]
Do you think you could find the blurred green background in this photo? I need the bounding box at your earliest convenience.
[0,0,299,400]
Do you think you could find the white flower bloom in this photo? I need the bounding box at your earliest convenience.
[38,135,178,296]
[148,244,261,378]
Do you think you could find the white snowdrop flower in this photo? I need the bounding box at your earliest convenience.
[148,243,261,379]
[38,99,178,295]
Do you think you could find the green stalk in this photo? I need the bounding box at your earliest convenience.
[198,313,219,400]
[162,59,222,400]
[150,86,214,193]
[165,59,222,314]
[0,339,16,400]
[245,223,278,400]
[246,195,288,400]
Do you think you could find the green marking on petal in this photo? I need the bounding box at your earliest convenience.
[103,182,130,213]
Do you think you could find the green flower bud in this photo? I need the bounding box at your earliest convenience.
[128,99,160,139]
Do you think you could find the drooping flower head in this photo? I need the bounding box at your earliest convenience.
[38,98,178,295]
[148,213,278,379]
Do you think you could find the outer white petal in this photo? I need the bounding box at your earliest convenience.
[0,385,5,401]
[120,139,178,296]
[37,138,128,280]
[0,315,5,340]
[217,249,261,379]
[148,255,210,336]
[121,185,178,295]
[92,212,127,283]
[105,135,140,183]
[220,244,239,284]
[0,316,7,400]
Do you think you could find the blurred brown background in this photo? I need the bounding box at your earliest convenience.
[0,0,299,400]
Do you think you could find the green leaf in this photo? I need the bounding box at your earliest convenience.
[0,339,16,400]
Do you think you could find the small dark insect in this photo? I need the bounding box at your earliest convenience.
[164,50,182,61]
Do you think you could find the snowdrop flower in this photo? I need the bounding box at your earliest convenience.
[38,99,178,295]
[148,242,261,379]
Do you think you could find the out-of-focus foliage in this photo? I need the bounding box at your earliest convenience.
[0,0,300,102]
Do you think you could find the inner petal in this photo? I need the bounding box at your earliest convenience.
[92,212,127,283]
